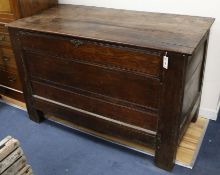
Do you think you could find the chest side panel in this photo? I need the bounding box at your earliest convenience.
[182,45,205,119]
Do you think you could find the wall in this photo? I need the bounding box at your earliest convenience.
[58,0,220,120]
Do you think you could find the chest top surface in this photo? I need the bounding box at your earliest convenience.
[7,4,214,54]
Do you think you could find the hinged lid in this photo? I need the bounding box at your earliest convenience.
[7,4,215,55]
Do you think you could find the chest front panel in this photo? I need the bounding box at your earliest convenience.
[20,31,165,133]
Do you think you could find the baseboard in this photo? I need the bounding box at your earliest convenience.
[199,107,219,120]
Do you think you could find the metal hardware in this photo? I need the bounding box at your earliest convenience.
[2,56,9,62]
[8,77,16,82]
[0,34,5,41]
[70,39,84,47]
[163,52,169,69]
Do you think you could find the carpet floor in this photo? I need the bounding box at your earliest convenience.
[0,102,219,175]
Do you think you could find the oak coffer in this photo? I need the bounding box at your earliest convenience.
[7,5,214,170]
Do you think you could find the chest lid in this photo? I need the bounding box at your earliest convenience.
[7,4,214,55]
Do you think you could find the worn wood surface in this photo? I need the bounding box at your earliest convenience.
[34,97,156,148]
[1,156,26,175]
[17,165,33,175]
[155,52,187,170]
[21,32,162,77]
[26,52,160,109]
[0,136,34,175]
[0,138,20,162]
[0,147,23,173]
[0,136,12,149]
[9,28,45,123]
[31,81,158,131]
[8,4,214,54]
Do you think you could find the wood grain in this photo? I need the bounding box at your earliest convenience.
[0,147,23,173]
[25,51,161,110]
[0,138,20,161]
[0,136,34,175]
[17,165,33,175]
[0,136,12,149]
[1,156,26,175]
[31,81,158,131]
[7,4,214,54]
[21,31,162,77]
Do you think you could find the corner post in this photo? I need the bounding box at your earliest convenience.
[8,28,45,123]
[155,52,187,170]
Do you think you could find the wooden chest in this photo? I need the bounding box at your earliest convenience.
[0,0,58,101]
[7,5,214,170]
